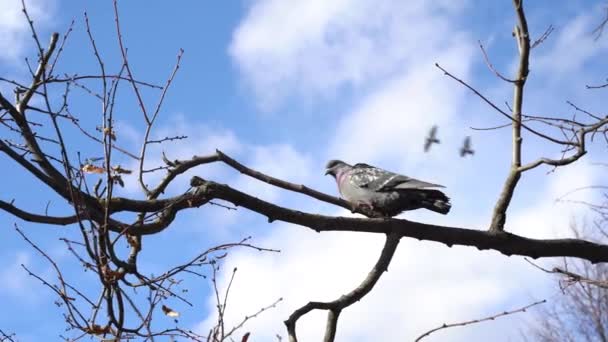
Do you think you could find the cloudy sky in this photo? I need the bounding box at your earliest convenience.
[0,0,607,341]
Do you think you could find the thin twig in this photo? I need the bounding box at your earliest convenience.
[478,40,516,83]
[414,299,546,341]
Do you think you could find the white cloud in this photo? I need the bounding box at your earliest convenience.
[510,160,599,240]
[328,42,473,166]
[0,0,55,63]
[534,8,608,76]
[230,0,469,110]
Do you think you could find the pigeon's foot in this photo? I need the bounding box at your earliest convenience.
[350,201,373,213]
[350,201,385,218]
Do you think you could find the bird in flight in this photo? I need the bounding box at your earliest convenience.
[424,125,440,152]
[459,136,474,157]
[325,160,451,217]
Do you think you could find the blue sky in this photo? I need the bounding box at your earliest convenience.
[1,0,607,340]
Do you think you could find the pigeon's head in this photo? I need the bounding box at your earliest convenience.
[324,159,351,177]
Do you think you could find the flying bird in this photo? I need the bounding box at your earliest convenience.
[424,125,440,152]
[325,160,451,217]
[459,136,474,157]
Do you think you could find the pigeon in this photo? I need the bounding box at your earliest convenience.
[424,125,440,152]
[459,136,474,157]
[325,160,451,217]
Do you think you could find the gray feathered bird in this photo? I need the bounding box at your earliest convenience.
[325,160,451,216]
[424,125,440,152]
[459,136,474,157]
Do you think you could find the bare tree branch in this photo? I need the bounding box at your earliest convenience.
[284,233,401,342]
[190,176,608,263]
[415,299,546,341]
[488,0,530,233]
[0,200,79,226]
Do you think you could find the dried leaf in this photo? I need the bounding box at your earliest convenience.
[85,324,109,335]
[59,289,76,301]
[241,332,251,342]
[103,127,117,141]
[101,265,122,282]
[162,304,180,317]
[126,234,140,250]
[82,164,105,174]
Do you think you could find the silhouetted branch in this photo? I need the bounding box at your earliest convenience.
[206,263,282,341]
[284,233,401,342]
[0,328,16,342]
[592,6,608,40]
[526,258,608,289]
[415,299,546,341]
[190,176,608,263]
[478,40,516,83]
[530,25,554,49]
[0,200,79,226]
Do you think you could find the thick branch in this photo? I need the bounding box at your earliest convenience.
[489,0,530,233]
[0,33,71,198]
[16,33,59,113]
[285,233,401,342]
[0,200,78,226]
[190,177,608,264]
[149,154,220,198]
[0,139,65,195]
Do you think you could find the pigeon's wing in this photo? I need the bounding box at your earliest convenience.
[349,163,444,191]
[464,136,471,149]
[353,163,375,168]
[424,139,432,152]
[349,163,390,190]
[429,125,437,138]
[348,163,386,189]
[391,176,445,189]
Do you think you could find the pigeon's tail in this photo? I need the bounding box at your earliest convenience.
[419,189,451,215]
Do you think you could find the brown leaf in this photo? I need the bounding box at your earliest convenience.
[126,234,140,250]
[101,265,123,283]
[162,304,180,317]
[103,127,117,141]
[242,332,251,342]
[85,324,109,335]
[59,289,76,301]
[82,164,105,174]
